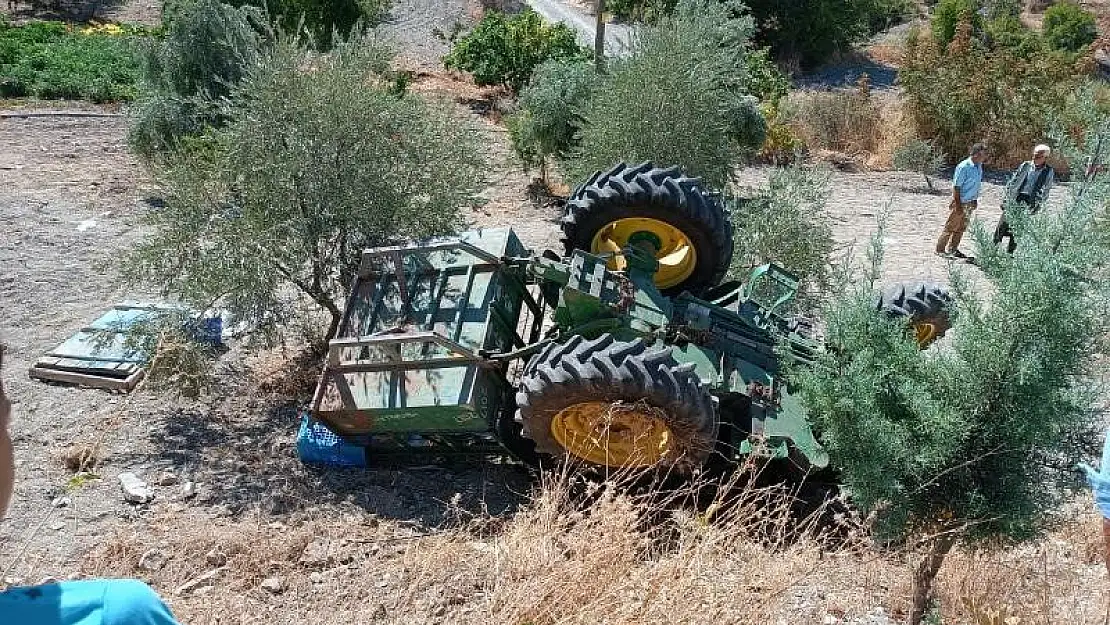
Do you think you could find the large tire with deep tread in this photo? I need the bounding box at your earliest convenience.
[876,281,953,348]
[561,162,734,296]
[516,334,718,473]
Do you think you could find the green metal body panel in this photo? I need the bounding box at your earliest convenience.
[311,228,534,438]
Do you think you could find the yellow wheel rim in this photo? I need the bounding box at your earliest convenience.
[550,401,673,467]
[914,321,937,347]
[590,217,697,289]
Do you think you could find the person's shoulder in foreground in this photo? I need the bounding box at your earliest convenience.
[0,579,179,625]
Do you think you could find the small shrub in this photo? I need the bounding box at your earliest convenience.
[728,165,834,311]
[893,137,947,191]
[984,14,1044,57]
[932,0,981,46]
[443,9,587,93]
[1042,1,1097,53]
[743,47,790,105]
[508,58,596,180]
[758,102,805,165]
[129,0,267,161]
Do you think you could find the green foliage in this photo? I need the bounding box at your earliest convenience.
[982,0,1020,20]
[728,165,834,311]
[0,20,147,101]
[746,0,911,69]
[508,58,596,178]
[605,0,677,22]
[223,0,387,49]
[984,13,1044,57]
[121,33,487,340]
[796,134,1110,547]
[443,9,587,92]
[743,47,790,105]
[564,0,765,190]
[1043,1,1097,53]
[128,0,266,161]
[893,137,947,191]
[932,0,981,46]
[758,102,805,165]
[899,21,1094,166]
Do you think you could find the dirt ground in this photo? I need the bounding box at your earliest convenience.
[0,1,1104,623]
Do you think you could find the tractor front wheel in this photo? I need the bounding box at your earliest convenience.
[876,281,953,348]
[515,334,718,473]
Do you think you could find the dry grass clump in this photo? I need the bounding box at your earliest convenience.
[934,510,1109,624]
[80,472,1108,625]
[787,84,884,159]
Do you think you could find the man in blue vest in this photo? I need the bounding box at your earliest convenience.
[992,144,1056,254]
[936,142,988,259]
[0,345,181,625]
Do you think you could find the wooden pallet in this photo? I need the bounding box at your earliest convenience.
[29,302,180,391]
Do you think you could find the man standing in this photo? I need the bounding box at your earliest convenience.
[993,144,1056,254]
[937,142,988,259]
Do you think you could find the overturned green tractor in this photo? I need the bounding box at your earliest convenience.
[309,162,952,474]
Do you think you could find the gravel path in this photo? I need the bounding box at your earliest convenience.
[377,0,475,69]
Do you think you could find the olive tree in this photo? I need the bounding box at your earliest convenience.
[563,0,766,190]
[122,33,486,344]
[795,130,1110,623]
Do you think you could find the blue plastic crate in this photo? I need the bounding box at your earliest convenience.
[296,413,367,467]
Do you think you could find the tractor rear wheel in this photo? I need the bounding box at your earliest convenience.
[516,334,718,473]
[876,281,953,348]
[561,162,734,296]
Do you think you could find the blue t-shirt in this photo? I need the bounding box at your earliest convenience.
[0,579,179,625]
[952,157,983,203]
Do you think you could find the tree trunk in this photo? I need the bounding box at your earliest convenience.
[594,0,606,74]
[325,308,342,343]
[909,528,959,625]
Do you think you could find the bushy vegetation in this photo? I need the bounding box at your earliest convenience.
[1043,1,1098,53]
[443,9,587,92]
[893,136,946,191]
[223,0,389,49]
[128,0,267,161]
[728,165,835,311]
[796,133,1110,624]
[899,16,1097,166]
[563,0,766,190]
[509,22,789,180]
[508,58,596,181]
[122,33,486,342]
[746,0,911,69]
[0,18,149,101]
[606,0,676,22]
[931,0,980,46]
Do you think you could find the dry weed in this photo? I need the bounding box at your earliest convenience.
[787,85,883,161]
[77,474,1109,625]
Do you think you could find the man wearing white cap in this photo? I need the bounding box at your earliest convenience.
[993,144,1056,254]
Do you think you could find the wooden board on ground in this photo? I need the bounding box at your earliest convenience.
[29,301,180,391]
